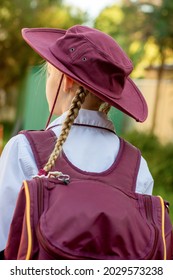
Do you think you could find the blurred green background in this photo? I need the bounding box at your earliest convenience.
[0,0,173,221]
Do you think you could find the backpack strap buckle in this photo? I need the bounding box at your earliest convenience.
[48,171,70,184]
[33,171,70,185]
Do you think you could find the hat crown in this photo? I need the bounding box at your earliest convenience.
[62,25,133,75]
[50,25,128,100]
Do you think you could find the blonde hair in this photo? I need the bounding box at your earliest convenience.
[44,86,89,172]
[43,81,111,173]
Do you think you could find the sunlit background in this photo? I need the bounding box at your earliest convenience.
[0,0,173,219]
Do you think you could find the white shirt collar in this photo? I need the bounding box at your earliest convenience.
[48,109,115,132]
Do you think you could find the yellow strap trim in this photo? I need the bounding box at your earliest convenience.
[23,180,32,260]
[158,196,167,260]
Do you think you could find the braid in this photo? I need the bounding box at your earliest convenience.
[99,102,111,115]
[44,86,89,172]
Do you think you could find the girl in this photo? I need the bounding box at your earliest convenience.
[0,25,153,256]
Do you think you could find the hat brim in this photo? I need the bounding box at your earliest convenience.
[22,28,148,122]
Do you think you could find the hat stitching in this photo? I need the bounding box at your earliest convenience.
[24,28,66,35]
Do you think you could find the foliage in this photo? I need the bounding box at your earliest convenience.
[95,0,173,134]
[94,0,173,76]
[94,4,147,72]
[146,0,173,55]
[1,121,14,147]
[123,130,173,221]
[0,0,86,91]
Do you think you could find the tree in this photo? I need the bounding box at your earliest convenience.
[121,0,173,132]
[0,0,87,128]
[94,3,150,78]
[143,0,173,132]
[94,0,173,133]
[0,0,86,91]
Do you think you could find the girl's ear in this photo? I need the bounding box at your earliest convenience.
[63,75,74,92]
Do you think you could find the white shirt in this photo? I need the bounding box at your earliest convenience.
[0,109,154,251]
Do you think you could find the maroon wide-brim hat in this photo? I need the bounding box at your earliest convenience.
[22,25,148,122]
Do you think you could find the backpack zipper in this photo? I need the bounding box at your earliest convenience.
[144,195,159,259]
[36,178,83,260]
[23,180,32,260]
[157,196,167,260]
[36,224,86,260]
[37,178,44,219]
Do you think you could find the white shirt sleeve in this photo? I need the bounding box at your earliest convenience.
[136,156,154,195]
[0,134,38,251]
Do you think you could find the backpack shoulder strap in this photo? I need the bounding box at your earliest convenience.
[112,138,141,193]
[19,130,56,170]
[19,130,141,193]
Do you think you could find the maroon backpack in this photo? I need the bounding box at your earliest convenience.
[4,129,173,260]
